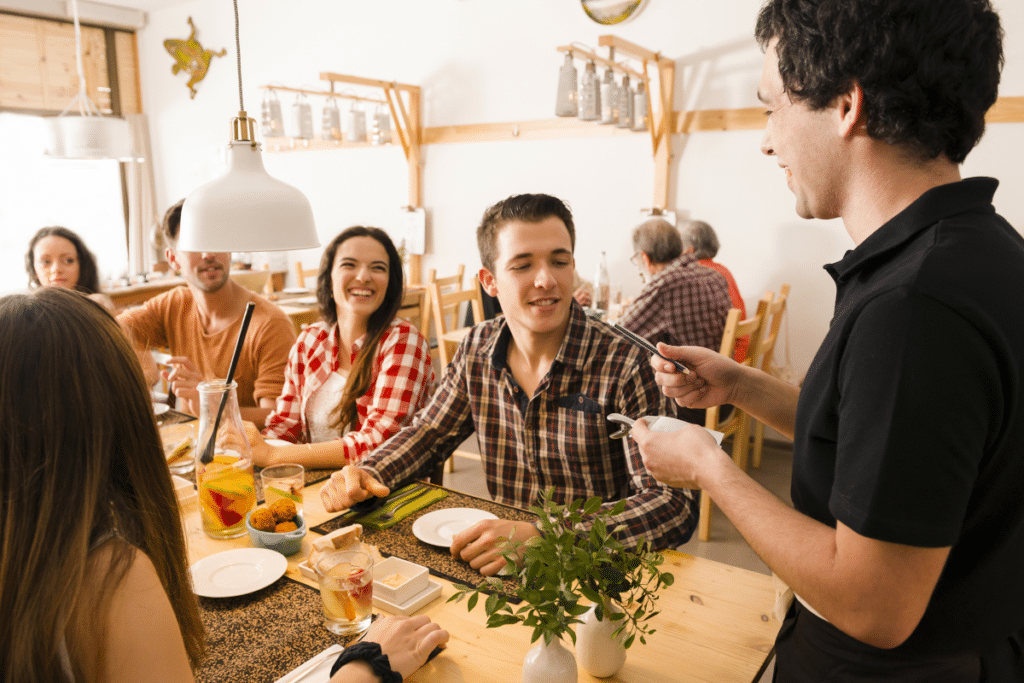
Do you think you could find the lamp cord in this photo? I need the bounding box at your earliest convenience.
[233,0,244,112]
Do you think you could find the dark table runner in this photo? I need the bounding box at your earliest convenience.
[313,484,537,595]
[195,576,358,683]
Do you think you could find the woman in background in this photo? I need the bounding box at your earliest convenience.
[25,226,115,311]
[252,226,435,469]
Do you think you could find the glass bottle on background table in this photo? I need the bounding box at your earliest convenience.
[195,380,256,539]
[594,250,611,312]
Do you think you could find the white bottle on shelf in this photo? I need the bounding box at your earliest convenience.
[594,251,610,311]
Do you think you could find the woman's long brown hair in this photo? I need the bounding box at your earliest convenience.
[0,288,204,681]
[315,227,404,435]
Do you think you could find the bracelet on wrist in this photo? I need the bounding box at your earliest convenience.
[330,641,402,683]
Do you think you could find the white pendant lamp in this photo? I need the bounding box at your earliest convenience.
[177,0,318,253]
[45,0,136,161]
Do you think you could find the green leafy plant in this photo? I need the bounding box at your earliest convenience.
[447,487,674,648]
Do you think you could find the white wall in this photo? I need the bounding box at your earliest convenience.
[136,0,1024,383]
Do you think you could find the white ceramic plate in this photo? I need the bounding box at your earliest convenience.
[264,438,292,447]
[282,287,309,294]
[153,402,170,416]
[411,508,498,547]
[190,547,288,598]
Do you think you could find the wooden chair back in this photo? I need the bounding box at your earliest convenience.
[429,275,485,368]
[230,270,271,294]
[396,287,430,337]
[698,293,773,541]
[426,265,466,341]
[750,284,790,468]
[294,261,319,289]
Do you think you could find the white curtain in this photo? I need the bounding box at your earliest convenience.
[125,113,158,276]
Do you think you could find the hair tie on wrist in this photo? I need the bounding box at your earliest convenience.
[329,641,402,683]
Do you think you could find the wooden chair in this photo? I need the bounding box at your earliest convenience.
[230,270,271,294]
[750,284,790,468]
[426,265,465,344]
[698,293,773,542]
[294,261,319,289]
[428,274,485,473]
[429,272,482,368]
[395,286,430,337]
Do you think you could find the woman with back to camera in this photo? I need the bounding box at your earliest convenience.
[26,225,116,312]
[251,226,435,469]
[0,287,447,683]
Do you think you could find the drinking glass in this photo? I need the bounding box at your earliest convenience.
[316,550,374,635]
[260,463,304,512]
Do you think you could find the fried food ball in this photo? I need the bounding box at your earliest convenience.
[275,521,298,533]
[249,507,277,532]
[270,498,297,523]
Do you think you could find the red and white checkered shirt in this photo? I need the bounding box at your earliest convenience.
[263,319,435,463]
[359,303,698,551]
[619,253,731,353]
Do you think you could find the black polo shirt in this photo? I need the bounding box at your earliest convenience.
[793,177,1024,656]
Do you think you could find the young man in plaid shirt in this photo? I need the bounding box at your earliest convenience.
[321,194,698,576]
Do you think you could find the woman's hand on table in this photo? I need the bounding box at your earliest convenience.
[329,614,449,682]
[243,421,275,467]
[320,466,390,512]
[450,519,540,576]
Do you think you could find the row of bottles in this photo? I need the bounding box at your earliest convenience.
[556,53,648,131]
[261,90,392,144]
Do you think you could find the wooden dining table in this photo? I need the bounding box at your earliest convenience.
[181,476,780,682]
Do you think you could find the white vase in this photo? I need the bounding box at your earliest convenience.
[522,636,577,683]
[576,600,627,678]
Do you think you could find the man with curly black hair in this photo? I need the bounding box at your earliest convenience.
[632,0,1024,680]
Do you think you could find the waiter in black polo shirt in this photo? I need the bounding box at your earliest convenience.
[631,1,1024,681]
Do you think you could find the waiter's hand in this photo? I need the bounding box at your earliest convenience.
[651,343,741,410]
[631,416,725,489]
[320,465,390,512]
[450,519,539,576]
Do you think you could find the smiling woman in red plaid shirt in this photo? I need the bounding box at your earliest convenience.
[247,227,435,469]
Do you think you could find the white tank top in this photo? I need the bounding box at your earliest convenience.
[305,371,350,443]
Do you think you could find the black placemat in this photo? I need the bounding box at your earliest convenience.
[195,576,358,683]
[313,485,537,595]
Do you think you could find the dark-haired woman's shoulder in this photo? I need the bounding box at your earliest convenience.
[70,539,195,682]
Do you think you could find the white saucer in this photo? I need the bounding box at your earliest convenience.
[264,438,292,447]
[373,578,443,616]
[190,547,287,598]
[282,287,310,294]
[411,508,498,547]
[153,402,170,416]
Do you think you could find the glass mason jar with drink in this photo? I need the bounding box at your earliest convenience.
[260,463,304,512]
[316,550,374,635]
[195,380,256,539]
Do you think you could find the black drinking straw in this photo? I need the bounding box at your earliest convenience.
[200,302,255,464]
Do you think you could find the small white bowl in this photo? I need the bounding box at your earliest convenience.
[373,557,429,605]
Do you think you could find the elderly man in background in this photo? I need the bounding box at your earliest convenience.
[679,219,748,361]
[119,200,295,427]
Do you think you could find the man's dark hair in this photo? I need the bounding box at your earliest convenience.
[632,218,682,265]
[477,194,575,272]
[755,0,1003,163]
[679,219,720,261]
[162,198,186,247]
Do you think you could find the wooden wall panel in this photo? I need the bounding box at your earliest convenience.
[0,13,47,109]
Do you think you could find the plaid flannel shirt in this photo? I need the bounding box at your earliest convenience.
[360,303,698,550]
[263,319,435,463]
[619,253,732,353]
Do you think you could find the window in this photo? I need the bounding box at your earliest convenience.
[0,112,128,294]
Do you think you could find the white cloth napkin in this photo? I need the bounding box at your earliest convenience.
[274,644,344,683]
